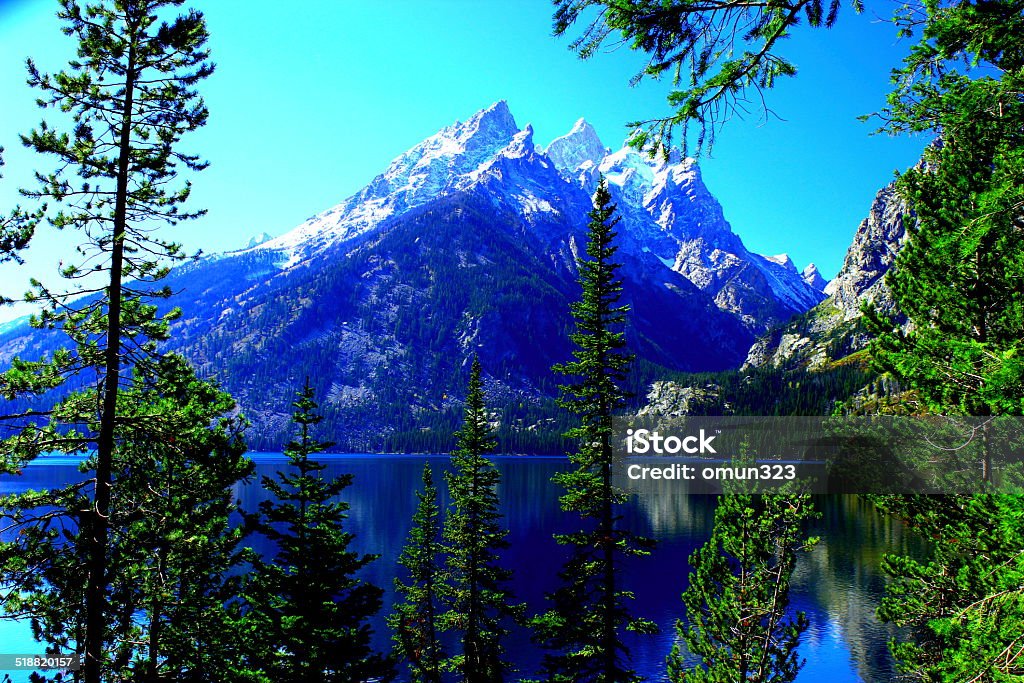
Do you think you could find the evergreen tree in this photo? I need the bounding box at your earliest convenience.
[108,355,254,683]
[0,354,253,683]
[441,357,521,683]
[668,492,818,683]
[532,179,656,683]
[875,493,1024,683]
[864,0,1024,429]
[390,463,447,683]
[0,1,215,680]
[0,149,42,268]
[860,4,1024,679]
[241,382,392,683]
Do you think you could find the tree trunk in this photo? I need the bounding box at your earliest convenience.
[84,23,137,683]
[601,430,616,682]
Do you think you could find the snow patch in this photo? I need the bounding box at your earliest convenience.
[517,191,556,216]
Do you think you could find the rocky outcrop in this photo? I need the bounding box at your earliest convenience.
[637,381,730,417]
[824,182,908,320]
[743,179,910,371]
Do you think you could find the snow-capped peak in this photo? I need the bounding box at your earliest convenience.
[801,262,829,292]
[765,253,797,272]
[545,117,606,176]
[243,102,825,325]
[372,99,519,197]
[243,231,273,249]
[256,102,521,259]
[503,124,536,159]
[431,100,519,158]
[593,145,824,319]
[600,146,657,198]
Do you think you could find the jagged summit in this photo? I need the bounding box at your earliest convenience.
[259,101,520,259]
[766,253,797,272]
[501,123,535,159]
[461,99,517,133]
[544,117,606,176]
[242,231,273,250]
[429,99,520,164]
[248,101,823,329]
[801,263,828,292]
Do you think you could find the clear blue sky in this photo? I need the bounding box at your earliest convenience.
[0,0,928,313]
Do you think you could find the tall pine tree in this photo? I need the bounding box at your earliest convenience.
[0,2,215,680]
[390,463,447,683]
[441,357,521,683]
[532,178,656,683]
[107,355,253,683]
[241,382,392,683]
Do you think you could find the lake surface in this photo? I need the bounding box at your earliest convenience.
[0,454,924,682]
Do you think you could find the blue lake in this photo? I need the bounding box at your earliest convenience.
[0,453,922,682]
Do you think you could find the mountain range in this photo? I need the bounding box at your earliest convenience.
[2,101,903,450]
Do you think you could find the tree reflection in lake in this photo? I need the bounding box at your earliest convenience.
[1,455,924,682]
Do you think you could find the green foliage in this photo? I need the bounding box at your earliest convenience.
[390,463,448,683]
[107,355,254,682]
[865,0,1024,421]
[532,179,656,683]
[858,4,1024,679]
[661,362,875,417]
[0,1,216,680]
[441,357,522,682]
[668,492,819,683]
[240,382,392,683]
[0,148,43,272]
[0,354,253,682]
[552,0,860,154]
[20,0,212,334]
[875,493,1024,682]
[866,130,1024,418]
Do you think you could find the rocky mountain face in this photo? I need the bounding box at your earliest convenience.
[823,183,909,320]
[743,180,909,372]
[631,174,913,421]
[1,102,827,450]
[802,263,828,291]
[543,120,826,333]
